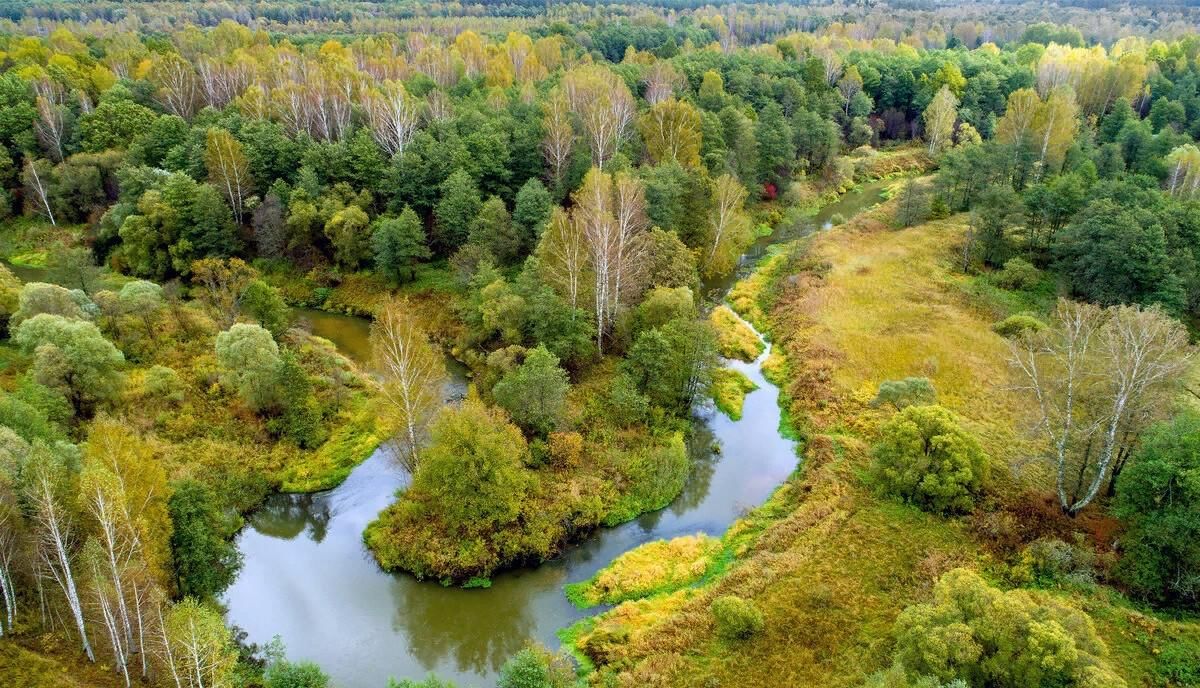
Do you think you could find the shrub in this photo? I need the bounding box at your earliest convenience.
[870,405,988,514]
[1155,638,1200,687]
[144,365,184,402]
[870,377,936,410]
[711,595,764,640]
[889,568,1125,688]
[993,257,1042,290]
[992,314,1046,338]
[1010,536,1100,587]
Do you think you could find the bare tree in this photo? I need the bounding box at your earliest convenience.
[1010,300,1192,516]
[371,300,447,471]
[34,80,68,162]
[365,80,421,157]
[24,158,57,226]
[643,61,685,105]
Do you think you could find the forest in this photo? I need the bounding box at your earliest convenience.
[0,1,1198,687]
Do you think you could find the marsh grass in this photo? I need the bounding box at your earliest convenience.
[710,305,765,362]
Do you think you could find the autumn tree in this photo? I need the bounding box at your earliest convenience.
[541,88,573,192]
[637,98,702,168]
[923,85,959,155]
[365,80,420,158]
[371,300,447,470]
[14,314,124,417]
[703,174,752,279]
[1010,300,1192,516]
[563,65,635,170]
[205,128,253,223]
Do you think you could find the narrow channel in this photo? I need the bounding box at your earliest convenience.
[221,179,892,688]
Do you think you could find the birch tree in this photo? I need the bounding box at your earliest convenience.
[1033,86,1080,174]
[1165,144,1200,199]
[34,80,69,162]
[704,173,752,279]
[23,158,57,226]
[536,207,588,313]
[371,300,447,472]
[922,85,959,155]
[637,98,702,168]
[562,65,635,170]
[0,463,24,637]
[365,80,420,157]
[25,442,94,661]
[204,128,252,223]
[1010,300,1192,516]
[643,62,685,105]
[161,598,237,688]
[541,87,573,189]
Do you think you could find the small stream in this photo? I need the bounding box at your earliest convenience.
[220,179,893,687]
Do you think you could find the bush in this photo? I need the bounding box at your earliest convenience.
[992,314,1046,338]
[870,377,936,410]
[1155,638,1200,687]
[993,257,1042,290]
[1010,536,1100,587]
[870,405,988,514]
[888,568,1125,688]
[711,595,764,640]
[144,365,184,402]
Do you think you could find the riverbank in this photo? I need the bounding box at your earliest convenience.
[563,197,1200,687]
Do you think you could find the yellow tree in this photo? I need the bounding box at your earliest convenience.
[204,128,252,223]
[562,65,635,170]
[922,85,958,154]
[364,80,420,157]
[995,87,1041,150]
[637,98,702,168]
[704,174,753,279]
[371,300,447,471]
[1033,87,1080,173]
[541,87,573,189]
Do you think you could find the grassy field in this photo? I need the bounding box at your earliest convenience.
[567,202,1199,687]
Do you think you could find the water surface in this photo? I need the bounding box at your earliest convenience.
[223,180,891,687]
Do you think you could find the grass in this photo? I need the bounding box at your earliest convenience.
[566,533,722,608]
[568,207,1195,687]
[711,367,757,420]
[710,305,765,362]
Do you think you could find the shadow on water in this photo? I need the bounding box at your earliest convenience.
[222,180,891,688]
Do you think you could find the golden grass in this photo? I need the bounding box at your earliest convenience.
[711,367,757,421]
[568,534,722,607]
[571,212,1186,688]
[710,305,765,362]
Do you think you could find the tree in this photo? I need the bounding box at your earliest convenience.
[626,318,716,413]
[469,196,521,265]
[497,646,574,688]
[562,65,635,169]
[191,257,257,329]
[410,396,531,535]
[512,178,552,248]
[703,174,752,279]
[11,281,95,329]
[870,405,989,514]
[167,481,241,600]
[160,597,237,688]
[887,568,1125,688]
[324,204,372,269]
[24,442,94,661]
[638,98,702,168]
[1033,87,1079,174]
[754,103,793,189]
[371,300,446,470]
[536,208,587,313]
[870,378,937,410]
[205,128,253,223]
[240,280,290,338]
[972,185,1023,268]
[23,158,56,225]
[365,80,420,158]
[1113,412,1200,606]
[923,85,959,155]
[493,346,570,437]
[14,314,124,417]
[1010,300,1192,516]
[541,88,573,191]
[78,98,156,152]
[214,323,280,412]
[434,169,482,254]
[893,180,932,228]
[373,208,430,284]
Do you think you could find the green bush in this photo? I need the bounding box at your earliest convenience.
[711,595,764,640]
[870,405,988,514]
[1155,638,1200,687]
[993,257,1042,290]
[992,314,1046,338]
[870,377,936,410]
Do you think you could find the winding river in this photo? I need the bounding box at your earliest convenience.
[221,179,892,687]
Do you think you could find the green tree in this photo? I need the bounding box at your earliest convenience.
[754,102,793,190]
[324,204,372,269]
[214,323,281,412]
[870,405,988,514]
[497,646,575,688]
[434,169,482,254]
[972,184,1023,268]
[409,396,531,535]
[78,98,156,152]
[493,346,570,437]
[270,352,326,449]
[241,280,290,339]
[167,480,242,599]
[372,208,431,284]
[1114,412,1200,606]
[470,196,521,265]
[14,313,123,416]
[512,178,552,248]
[626,318,716,413]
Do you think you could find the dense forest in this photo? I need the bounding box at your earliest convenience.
[0,1,1198,687]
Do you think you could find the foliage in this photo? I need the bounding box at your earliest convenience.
[871,405,989,514]
[710,305,764,362]
[14,312,123,416]
[711,595,764,640]
[215,323,281,411]
[493,345,570,437]
[711,367,757,421]
[167,479,242,599]
[869,377,936,411]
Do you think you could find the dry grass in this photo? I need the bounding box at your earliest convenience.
[567,534,722,607]
[711,367,757,421]
[710,305,765,362]
[570,213,1184,688]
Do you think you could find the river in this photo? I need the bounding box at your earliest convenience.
[220,178,893,687]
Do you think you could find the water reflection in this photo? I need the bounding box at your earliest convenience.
[224,182,891,687]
